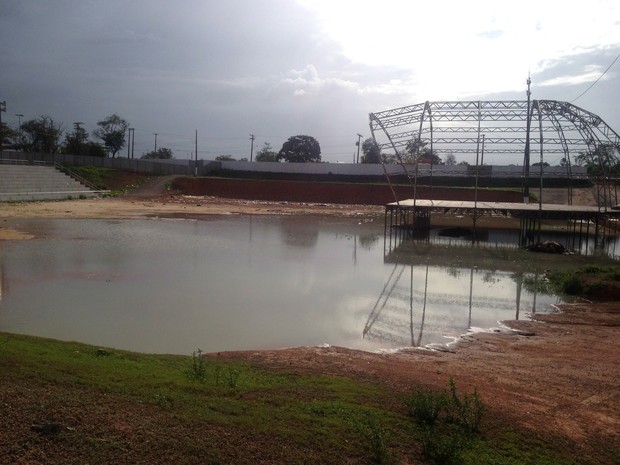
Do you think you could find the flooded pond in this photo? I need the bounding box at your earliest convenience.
[0,216,615,354]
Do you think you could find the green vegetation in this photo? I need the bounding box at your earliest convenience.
[525,265,620,299]
[0,333,584,464]
[65,165,116,190]
[65,165,153,195]
[404,379,485,464]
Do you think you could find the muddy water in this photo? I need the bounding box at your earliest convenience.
[0,216,600,354]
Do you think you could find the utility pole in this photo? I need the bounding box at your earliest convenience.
[127,128,135,158]
[131,128,135,159]
[249,134,255,162]
[195,129,198,176]
[153,132,158,152]
[0,101,6,156]
[15,113,23,151]
[356,133,363,163]
[127,128,131,158]
[73,122,84,156]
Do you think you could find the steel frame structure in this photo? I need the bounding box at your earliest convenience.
[369,100,620,206]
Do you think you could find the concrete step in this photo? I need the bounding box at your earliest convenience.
[0,164,100,201]
[0,191,99,202]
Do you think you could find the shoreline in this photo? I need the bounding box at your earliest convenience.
[1,195,618,460]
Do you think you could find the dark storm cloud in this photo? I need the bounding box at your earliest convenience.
[2,0,407,160]
[4,1,616,162]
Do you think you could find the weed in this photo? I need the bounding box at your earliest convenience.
[448,377,484,433]
[562,274,583,295]
[404,385,447,427]
[225,367,240,389]
[187,349,208,382]
[421,426,466,465]
[405,378,486,464]
[582,265,605,273]
[355,411,391,464]
[154,391,174,408]
[213,364,240,388]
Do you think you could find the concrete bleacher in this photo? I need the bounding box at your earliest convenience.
[0,163,101,202]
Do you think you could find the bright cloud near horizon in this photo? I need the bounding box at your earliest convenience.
[1,0,619,162]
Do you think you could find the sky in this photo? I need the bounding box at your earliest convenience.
[1,0,619,163]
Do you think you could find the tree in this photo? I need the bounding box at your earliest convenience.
[0,123,17,150]
[574,143,620,176]
[403,137,443,165]
[445,153,457,166]
[361,138,381,164]
[141,147,174,159]
[381,152,398,164]
[255,142,278,162]
[20,116,64,153]
[83,142,107,157]
[277,135,321,163]
[93,114,129,158]
[62,126,89,155]
[62,125,107,157]
[215,154,235,161]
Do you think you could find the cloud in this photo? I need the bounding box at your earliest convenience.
[1,0,619,162]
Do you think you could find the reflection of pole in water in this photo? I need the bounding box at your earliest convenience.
[515,273,522,320]
[417,265,429,346]
[363,264,405,337]
[468,267,474,328]
[409,264,414,345]
[531,271,538,316]
[408,264,428,347]
[365,263,430,347]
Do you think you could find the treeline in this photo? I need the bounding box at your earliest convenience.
[0,114,172,160]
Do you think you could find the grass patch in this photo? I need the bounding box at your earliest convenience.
[65,165,116,190]
[527,265,620,299]
[63,165,156,194]
[404,378,485,464]
[0,333,584,464]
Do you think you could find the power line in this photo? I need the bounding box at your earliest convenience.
[571,53,620,103]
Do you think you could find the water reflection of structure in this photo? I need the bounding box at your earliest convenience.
[363,238,565,348]
[385,199,620,252]
[385,215,620,259]
[362,263,546,348]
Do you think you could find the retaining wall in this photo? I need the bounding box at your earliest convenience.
[171,177,524,205]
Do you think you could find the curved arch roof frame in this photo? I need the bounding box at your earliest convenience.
[369,99,620,206]
[369,100,620,164]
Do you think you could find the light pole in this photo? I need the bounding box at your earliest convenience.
[153,132,158,152]
[356,133,363,163]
